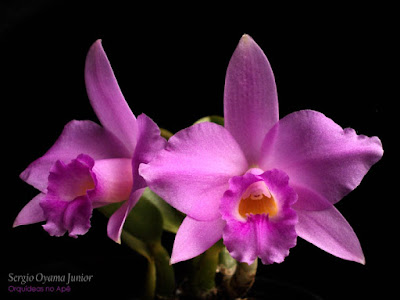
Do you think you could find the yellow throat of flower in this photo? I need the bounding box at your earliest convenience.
[238,181,278,218]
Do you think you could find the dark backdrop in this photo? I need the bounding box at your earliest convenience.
[2,2,395,299]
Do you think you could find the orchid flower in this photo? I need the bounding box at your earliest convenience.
[140,35,383,265]
[14,40,166,242]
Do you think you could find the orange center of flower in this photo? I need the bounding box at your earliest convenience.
[76,178,95,197]
[238,181,278,218]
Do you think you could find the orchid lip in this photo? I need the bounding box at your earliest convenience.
[238,181,278,219]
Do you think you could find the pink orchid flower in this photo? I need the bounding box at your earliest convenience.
[14,40,166,242]
[140,35,383,265]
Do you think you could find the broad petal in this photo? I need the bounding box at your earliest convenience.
[20,120,130,192]
[85,40,138,154]
[259,110,383,209]
[171,216,225,264]
[91,158,133,206]
[296,206,365,264]
[224,34,279,164]
[139,122,248,221]
[131,114,167,191]
[106,114,166,243]
[13,193,46,227]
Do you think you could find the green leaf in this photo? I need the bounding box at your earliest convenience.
[123,197,164,243]
[120,230,152,261]
[142,188,185,234]
[194,115,224,126]
[98,203,157,257]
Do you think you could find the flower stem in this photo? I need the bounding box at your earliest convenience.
[186,240,224,299]
[149,242,175,298]
[225,259,258,298]
[120,231,155,299]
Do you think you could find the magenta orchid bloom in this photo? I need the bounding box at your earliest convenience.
[14,40,166,242]
[140,35,383,265]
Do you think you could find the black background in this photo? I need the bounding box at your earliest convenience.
[2,2,395,299]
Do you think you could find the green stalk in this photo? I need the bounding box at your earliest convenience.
[226,259,258,298]
[149,242,175,298]
[120,231,155,299]
[187,240,224,299]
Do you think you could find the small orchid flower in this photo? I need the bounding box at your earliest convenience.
[140,35,383,265]
[14,40,166,241]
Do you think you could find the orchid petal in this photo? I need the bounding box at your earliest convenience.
[259,110,383,210]
[20,120,129,192]
[131,114,167,192]
[171,216,225,264]
[85,40,138,154]
[296,206,365,264]
[139,122,248,221]
[91,158,133,206]
[13,193,46,227]
[224,34,279,164]
[107,114,166,243]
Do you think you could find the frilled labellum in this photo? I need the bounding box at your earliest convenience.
[221,169,298,265]
[15,154,133,238]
